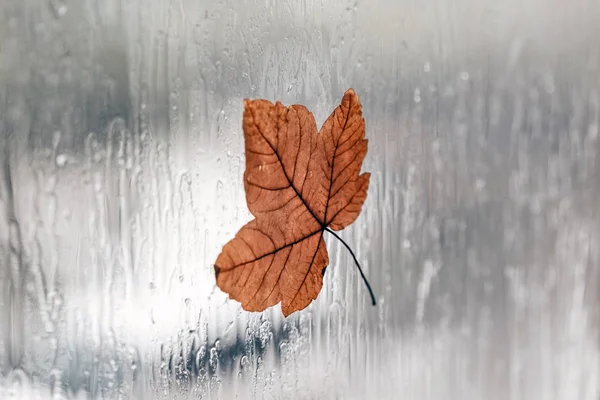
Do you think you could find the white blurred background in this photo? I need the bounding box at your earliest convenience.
[1,0,599,399]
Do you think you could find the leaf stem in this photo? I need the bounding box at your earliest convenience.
[324,227,376,306]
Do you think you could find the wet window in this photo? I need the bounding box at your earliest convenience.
[1,1,599,399]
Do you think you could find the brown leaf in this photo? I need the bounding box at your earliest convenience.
[214,89,371,317]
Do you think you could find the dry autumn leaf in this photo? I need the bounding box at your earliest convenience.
[214,89,375,317]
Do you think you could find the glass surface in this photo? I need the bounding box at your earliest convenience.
[1,0,599,399]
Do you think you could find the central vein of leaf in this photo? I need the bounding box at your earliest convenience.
[221,229,323,270]
[250,110,324,228]
[324,97,352,224]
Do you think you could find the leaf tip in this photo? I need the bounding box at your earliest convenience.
[341,88,361,112]
[281,307,293,318]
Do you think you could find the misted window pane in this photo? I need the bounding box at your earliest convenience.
[1,1,599,399]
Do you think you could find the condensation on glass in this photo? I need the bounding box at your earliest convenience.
[1,0,599,399]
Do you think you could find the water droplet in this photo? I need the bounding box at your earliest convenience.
[52,131,61,148]
[279,341,289,353]
[55,154,67,167]
[460,71,470,80]
[209,347,219,371]
[475,178,486,191]
[423,62,431,72]
[57,4,67,16]
[414,88,421,103]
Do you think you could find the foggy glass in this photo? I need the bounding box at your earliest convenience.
[1,0,599,399]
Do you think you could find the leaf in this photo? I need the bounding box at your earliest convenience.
[214,89,373,317]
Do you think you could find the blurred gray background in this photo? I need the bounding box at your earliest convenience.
[1,0,599,399]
